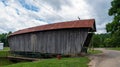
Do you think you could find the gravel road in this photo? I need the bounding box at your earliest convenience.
[89,48,120,67]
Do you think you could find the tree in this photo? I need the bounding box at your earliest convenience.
[91,34,101,47]
[91,33,111,47]
[110,28,120,47]
[104,38,112,47]
[106,0,120,33]
[106,0,120,47]
[0,31,12,47]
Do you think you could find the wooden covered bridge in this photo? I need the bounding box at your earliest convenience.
[8,19,96,57]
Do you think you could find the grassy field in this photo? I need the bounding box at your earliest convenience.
[2,47,10,51]
[0,47,14,66]
[0,47,90,67]
[108,48,120,51]
[0,47,10,57]
[88,50,102,54]
[0,58,14,66]
[3,57,89,67]
[0,47,97,67]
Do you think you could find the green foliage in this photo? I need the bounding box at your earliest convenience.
[91,34,100,47]
[0,31,12,47]
[104,38,112,47]
[106,20,120,33]
[91,33,111,47]
[107,0,120,33]
[3,57,89,67]
[106,0,120,47]
[109,29,120,47]
[88,50,102,54]
[109,47,120,51]
[108,0,120,16]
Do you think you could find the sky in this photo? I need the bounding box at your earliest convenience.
[0,0,113,33]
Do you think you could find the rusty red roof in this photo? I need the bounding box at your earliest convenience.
[10,19,96,36]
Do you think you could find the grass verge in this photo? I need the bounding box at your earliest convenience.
[88,50,102,54]
[0,47,10,57]
[0,47,90,67]
[3,57,89,67]
[0,47,14,66]
[2,47,10,51]
[108,48,120,51]
[0,51,10,57]
[0,57,14,66]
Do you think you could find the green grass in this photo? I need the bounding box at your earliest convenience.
[3,47,10,51]
[108,48,120,51]
[0,58,14,66]
[0,51,10,57]
[0,47,10,57]
[0,47,90,67]
[3,57,89,67]
[88,50,102,54]
[0,47,14,66]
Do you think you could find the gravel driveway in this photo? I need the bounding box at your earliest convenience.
[89,48,120,67]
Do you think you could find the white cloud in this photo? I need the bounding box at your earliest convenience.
[60,0,95,20]
[0,0,113,33]
[0,0,48,33]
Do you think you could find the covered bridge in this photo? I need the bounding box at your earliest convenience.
[8,19,96,56]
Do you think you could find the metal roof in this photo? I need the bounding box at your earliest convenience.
[10,19,96,36]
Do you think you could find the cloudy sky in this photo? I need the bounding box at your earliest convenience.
[0,0,113,33]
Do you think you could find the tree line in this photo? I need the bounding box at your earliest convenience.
[105,0,120,47]
[0,32,12,47]
[91,33,112,47]
[92,0,120,48]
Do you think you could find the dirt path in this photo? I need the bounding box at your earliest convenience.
[89,48,120,67]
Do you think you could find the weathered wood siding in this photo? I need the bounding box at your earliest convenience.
[9,28,89,55]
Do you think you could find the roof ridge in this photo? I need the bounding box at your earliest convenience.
[10,19,96,36]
